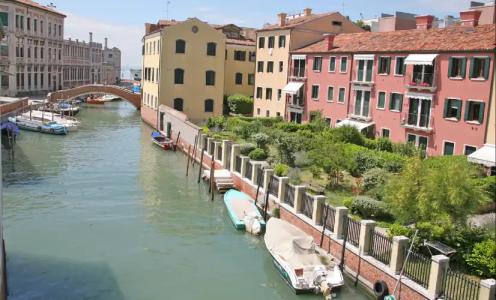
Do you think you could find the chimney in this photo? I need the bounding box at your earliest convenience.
[460,10,482,27]
[278,13,287,27]
[104,38,108,49]
[415,15,434,30]
[89,32,93,43]
[303,8,312,17]
[324,33,336,51]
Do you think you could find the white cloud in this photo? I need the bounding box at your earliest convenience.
[62,12,143,68]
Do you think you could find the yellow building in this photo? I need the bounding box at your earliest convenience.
[141,19,255,125]
[253,8,363,119]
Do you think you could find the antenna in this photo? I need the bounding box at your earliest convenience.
[166,1,171,20]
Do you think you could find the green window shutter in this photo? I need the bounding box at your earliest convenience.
[443,99,450,118]
[469,57,475,78]
[464,101,470,121]
[478,102,485,123]
[455,100,462,120]
[389,94,394,110]
[460,58,467,79]
[398,95,403,112]
[483,57,491,80]
[448,58,453,77]
[378,58,383,73]
[386,58,391,74]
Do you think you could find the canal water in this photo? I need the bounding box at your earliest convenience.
[2,102,372,300]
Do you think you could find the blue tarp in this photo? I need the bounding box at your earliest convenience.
[1,121,19,136]
[151,131,163,138]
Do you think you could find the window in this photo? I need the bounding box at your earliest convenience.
[327,86,334,102]
[235,73,243,85]
[204,99,214,112]
[175,39,186,53]
[0,12,8,27]
[257,61,264,73]
[257,108,261,115]
[311,85,320,100]
[267,61,274,73]
[338,87,346,103]
[354,90,371,117]
[279,61,283,72]
[412,64,435,86]
[258,37,265,49]
[277,89,282,100]
[268,36,275,48]
[266,110,270,117]
[448,57,466,78]
[174,68,184,84]
[173,98,184,111]
[313,57,323,72]
[248,74,255,85]
[265,88,272,100]
[340,57,348,73]
[407,97,431,128]
[395,57,406,76]
[443,141,455,156]
[329,56,336,72]
[205,70,216,86]
[389,93,403,112]
[464,145,477,156]
[444,98,462,120]
[234,50,246,61]
[27,17,30,30]
[407,134,428,150]
[378,57,391,75]
[256,87,263,98]
[249,51,256,62]
[356,59,373,82]
[207,42,216,56]
[332,21,343,26]
[382,128,390,138]
[292,58,306,78]
[278,35,286,48]
[469,57,490,80]
[325,118,331,127]
[465,101,485,123]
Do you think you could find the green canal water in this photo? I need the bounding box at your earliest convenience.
[2,102,372,300]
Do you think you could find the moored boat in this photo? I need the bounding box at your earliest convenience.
[22,110,79,132]
[223,189,265,234]
[151,131,174,150]
[40,102,80,116]
[264,218,344,298]
[8,116,67,135]
[86,97,105,105]
[101,94,121,102]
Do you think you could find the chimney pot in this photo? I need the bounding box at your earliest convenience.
[104,37,108,49]
[324,33,336,51]
[278,13,287,27]
[304,8,312,17]
[89,32,93,43]
[415,15,434,30]
[460,10,482,27]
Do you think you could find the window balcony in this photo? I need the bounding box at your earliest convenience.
[401,113,435,133]
[287,96,305,113]
[405,71,437,92]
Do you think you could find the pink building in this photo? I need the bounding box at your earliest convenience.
[287,12,495,156]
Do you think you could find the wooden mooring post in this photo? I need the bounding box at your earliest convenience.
[185,145,192,176]
[263,179,271,222]
[209,159,215,201]
[255,167,264,205]
[191,135,198,167]
[174,131,181,152]
[198,150,204,184]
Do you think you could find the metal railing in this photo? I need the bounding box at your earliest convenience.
[283,183,295,207]
[403,249,431,288]
[370,230,392,265]
[441,268,480,300]
[346,217,361,247]
[235,156,241,173]
[301,193,314,219]
[320,205,336,232]
[244,162,253,180]
[269,176,279,197]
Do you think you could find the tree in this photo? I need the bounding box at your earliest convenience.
[354,20,371,31]
[226,94,253,115]
[309,140,351,187]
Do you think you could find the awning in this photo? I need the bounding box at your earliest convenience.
[291,55,306,60]
[406,92,433,100]
[468,144,496,168]
[336,119,375,131]
[405,54,438,65]
[353,54,375,60]
[282,82,304,95]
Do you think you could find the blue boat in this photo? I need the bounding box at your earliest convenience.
[223,189,265,234]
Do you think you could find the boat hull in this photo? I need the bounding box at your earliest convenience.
[223,189,266,231]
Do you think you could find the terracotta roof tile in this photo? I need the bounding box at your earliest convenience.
[258,12,337,32]
[15,0,66,17]
[293,24,496,54]
[226,38,255,46]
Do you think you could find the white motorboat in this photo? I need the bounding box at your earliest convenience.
[264,218,344,298]
[101,94,121,102]
[8,116,67,135]
[22,110,80,132]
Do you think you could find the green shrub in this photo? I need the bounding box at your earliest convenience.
[294,151,311,168]
[227,94,254,115]
[364,138,378,150]
[240,143,256,156]
[376,138,393,152]
[387,223,414,239]
[465,239,496,277]
[349,151,383,177]
[252,132,270,149]
[275,122,302,132]
[479,176,496,197]
[310,165,322,179]
[343,197,353,209]
[274,163,289,177]
[332,126,365,146]
[248,148,267,161]
[363,168,390,200]
[351,196,390,219]
[288,168,302,185]
[392,142,418,157]
[206,116,225,130]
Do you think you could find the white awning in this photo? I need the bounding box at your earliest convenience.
[336,119,375,131]
[291,55,306,60]
[353,54,375,60]
[405,54,438,65]
[406,92,433,100]
[282,82,304,95]
[468,144,496,168]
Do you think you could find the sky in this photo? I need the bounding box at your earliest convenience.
[55,0,480,70]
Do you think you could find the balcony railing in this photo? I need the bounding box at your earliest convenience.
[405,72,437,92]
[401,113,435,132]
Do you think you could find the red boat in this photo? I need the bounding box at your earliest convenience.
[86,97,105,105]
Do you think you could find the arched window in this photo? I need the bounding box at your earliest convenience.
[174,68,184,84]
[205,70,215,86]
[235,72,243,85]
[207,42,216,56]
[204,99,214,112]
[176,39,186,54]
[174,98,184,111]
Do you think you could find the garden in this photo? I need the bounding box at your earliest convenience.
[203,114,496,278]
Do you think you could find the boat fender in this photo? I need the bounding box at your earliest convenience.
[373,280,389,299]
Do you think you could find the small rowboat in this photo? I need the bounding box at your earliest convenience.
[151,131,174,150]
[223,189,265,235]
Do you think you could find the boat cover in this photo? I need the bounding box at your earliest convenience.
[265,218,325,268]
[1,121,19,136]
[151,131,163,138]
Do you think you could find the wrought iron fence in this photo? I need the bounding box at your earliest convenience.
[370,230,392,265]
[320,205,336,232]
[301,193,314,219]
[244,162,253,180]
[441,268,480,300]
[284,183,295,207]
[269,176,279,197]
[403,249,431,288]
[346,217,361,247]
[235,156,241,173]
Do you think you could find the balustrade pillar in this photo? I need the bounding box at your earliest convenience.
[277,177,289,203]
[230,144,240,172]
[479,279,496,300]
[390,236,410,274]
[312,196,326,226]
[293,186,306,213]
[221,140,229,169]
[358,220,376,255]
[428,255,449,299]
[240,156,249,179]
[334,207,349,239]
[263,169,274,192]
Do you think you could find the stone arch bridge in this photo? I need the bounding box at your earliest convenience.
[48,85,141,109]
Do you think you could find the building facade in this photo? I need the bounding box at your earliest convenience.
[291,12,495,157]
[0,0,65,97]
[102,37,121,85]
[253,8,363,119]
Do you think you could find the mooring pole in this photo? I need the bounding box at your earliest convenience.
[191,135,198,167]
[263,179,271,222]
[319,205,329,248]
[198,150,204,184]
[339,217,349,272]
[185,145,192,176]
[209,159,215,200]
[174,131,181,152]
